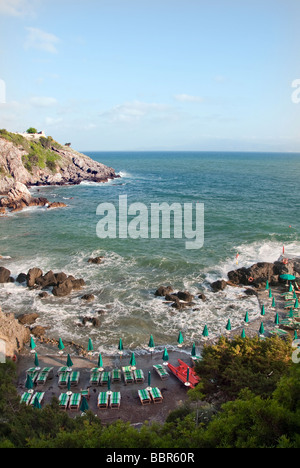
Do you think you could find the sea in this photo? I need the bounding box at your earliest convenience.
[0,151,299,355]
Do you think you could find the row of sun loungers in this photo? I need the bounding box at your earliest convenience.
[58,371,80,388]
[97,391,121,409]
[138,387,163,405]
[20,391,45,406]
[89,368,146,386]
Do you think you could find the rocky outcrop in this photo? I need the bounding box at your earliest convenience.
[225,258,300,288]
[0,308,30,357]
[88,256,104,264]
[0,135,118,194]
[0,266,12,283]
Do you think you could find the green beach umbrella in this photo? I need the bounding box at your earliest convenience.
[288,308,294,319]
[202,325,209,338]
[80,396,89,413]
[25,374,34,391]
[241,329,246,339]
[261,305,266,316]
[259,322,265,335]
[67,374,71,392]
[107,375,111,392]
[294,330,298,341]
[268,289,272,299]
[289,284,293,292]
[148,335,155,350]
[226,319,232,332]
[244,311,249,326]
[87,338,94,353]
[185,367,190,387]
[177,331,184,347]
[265,280,270,290]
[30,337,36,351]
[191,342,197,357]
[118,338,123,354]
[34,353,39,368]
[66,354,73,368]
[97,353,103,369]
[147,370,152,390]
[280,274,296,281]
[33,396,41,409]
[274,313,280,326]
[295,298,299,309]
[130,352,136,368]
[271,297,276,309]
[58,338,65,352]
[162,348,169,364]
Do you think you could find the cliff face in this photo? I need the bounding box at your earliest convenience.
[0,308,30,358]
[0,133,117,194]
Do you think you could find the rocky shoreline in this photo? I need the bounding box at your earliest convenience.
[0,256,299,359]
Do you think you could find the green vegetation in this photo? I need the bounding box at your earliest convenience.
[0,336,299,448]
[26,127,38,134]
[0,129,61,174]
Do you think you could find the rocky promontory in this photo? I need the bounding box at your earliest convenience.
[0,129,118,213]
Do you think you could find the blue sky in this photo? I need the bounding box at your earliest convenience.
[0,0,299,151]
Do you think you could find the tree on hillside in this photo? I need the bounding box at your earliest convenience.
[26,127,38,134]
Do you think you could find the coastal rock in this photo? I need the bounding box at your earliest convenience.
[27,268,43,287]
[52,279,74,297]
[71,278,86,290]
[35,270,57,289]
[81,294,95,302]
[88,256,104,264]
[198,293,207,301]
[47,202,67,209]
[38,292,49,299]
[155,285,173,297]
[31,325,46,338]
[0,266,11,283]
[18,313,39,325]
[227,260,298,287]
[16,273,28,284]
[211,280,227,292]
[0,307,30,357]
[176,291,194,302]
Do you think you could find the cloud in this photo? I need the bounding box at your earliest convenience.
[0,0,38,16]
[100,100,176,124]
[29,96,58,107]
[24,27,60,54]
[174,94,204,103]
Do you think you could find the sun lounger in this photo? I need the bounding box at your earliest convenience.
[100,371,110,386]
[36,371,49,386]
[58,372,69,388]
[20,392,33,405]
[41,367,54,379]
[81,389,90,401]
[97,392,109,409]
[59,393,70,410]
[110,392,121,409]
[70,371,80,387]
[69,393,82,411]
[123,369,134,385]
[90,371,101,386]
[30,392,45,406]
[133,369,145,383]
[111,369,121,382]
[58,366,69,375]
[153,364,169,380]
[150,387,163,404]
[270,329,289,337]
[90,367,102,373]
[138,389,151,405]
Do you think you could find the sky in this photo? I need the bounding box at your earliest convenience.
[0,0,299,152]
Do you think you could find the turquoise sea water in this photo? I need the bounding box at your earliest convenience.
[0,152,299,353]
